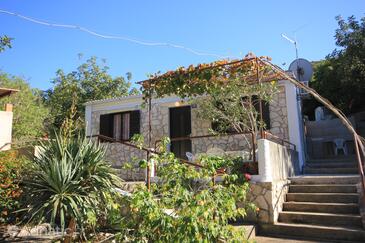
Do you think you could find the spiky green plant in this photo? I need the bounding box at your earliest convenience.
[22,133,122,230]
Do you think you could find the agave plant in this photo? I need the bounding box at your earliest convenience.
[22,133,122,230]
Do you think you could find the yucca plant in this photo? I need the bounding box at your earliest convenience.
[21,132,122,231]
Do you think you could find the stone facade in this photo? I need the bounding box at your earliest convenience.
[105,143,146,181]
[246,180,290,223]
[269,86,289,141]
[87,84,290,181]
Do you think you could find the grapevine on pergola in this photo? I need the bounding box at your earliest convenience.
[138,53,365,194]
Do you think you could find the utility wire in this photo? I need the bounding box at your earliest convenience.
[0,9,232,59]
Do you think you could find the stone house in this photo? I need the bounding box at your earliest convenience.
[84,64,365,241]
[85,79,304,181]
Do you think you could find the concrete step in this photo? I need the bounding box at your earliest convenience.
[259,222,365,242]
[283,202,359,214]
[278,211,363,228]
[305,162,358,168]
[304,167,358,174]
[306,157,356,163]
[289,184,357,193]
[286,193,359,203]
[289,175,359,185]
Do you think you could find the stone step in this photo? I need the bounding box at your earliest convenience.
[289,175,359,185]
[283,202,359,214]
[305,162,358,168]
[259,222,365,242]
[286,193,359,203]
[306,157,356,163]
[304,167,358,174]
[289,184,357,193]
[278,211,363,228]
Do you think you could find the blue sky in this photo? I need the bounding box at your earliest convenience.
[0,0,364,91]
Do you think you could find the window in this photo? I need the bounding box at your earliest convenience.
[252,96,271,130]
[211,96,271,132]
[99,110,140,141]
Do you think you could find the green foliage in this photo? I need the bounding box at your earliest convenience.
[44,56,139,129]
[310,15,365,114]
[195,77,277,135]
[117,138,256,242]
[0,35,12,53]
[230,157,257,183]
[142,55,275,101]
[59,93,84,139]
[141,55,277,151]
[199,155,232,174]
[0,150,29,224]
[21,132,122,231]
[0,72,50,140]
[130,133,145,149]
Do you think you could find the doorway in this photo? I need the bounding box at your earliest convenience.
[169,106,192,159]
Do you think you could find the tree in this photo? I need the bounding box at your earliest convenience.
[194,76,277,152]
[310,15,365,114]
[117,138,255,242]
[0,35,12,53]
[44,57,139,129]
[0,73,49,140]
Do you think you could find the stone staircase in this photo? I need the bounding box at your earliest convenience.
[303,157,358,175]
[260,157,365,242]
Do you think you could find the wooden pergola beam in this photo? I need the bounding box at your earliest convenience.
[0,87,19,99]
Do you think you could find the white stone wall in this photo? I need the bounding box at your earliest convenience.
[0,111,13,151]
[88,85,290,181]
[253,139,299,182]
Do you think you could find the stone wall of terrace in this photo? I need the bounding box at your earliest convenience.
[245,180,289,223]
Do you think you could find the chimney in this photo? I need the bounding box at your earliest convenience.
[5,103,13,112]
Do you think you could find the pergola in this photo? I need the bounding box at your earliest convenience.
[137,54,287,149]
[133,53,364,194]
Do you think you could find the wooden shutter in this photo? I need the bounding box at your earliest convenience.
[129,110,141,139]
[169,106,191,138]
[169,106,192,159]
[100,114,114,138]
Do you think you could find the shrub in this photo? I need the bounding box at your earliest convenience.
[0,150,29,224]
[21,133,122,232]
[117,138,256,242]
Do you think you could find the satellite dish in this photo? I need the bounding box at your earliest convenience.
[288,58,313,81]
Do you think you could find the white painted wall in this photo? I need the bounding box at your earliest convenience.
[282,80,305,169]
[0,111,13,151]
[252,139,299,182]
[85,105,92,136]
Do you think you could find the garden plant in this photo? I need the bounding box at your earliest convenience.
[115,137,256,242]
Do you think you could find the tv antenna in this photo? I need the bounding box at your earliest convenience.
[281,33,298,60]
